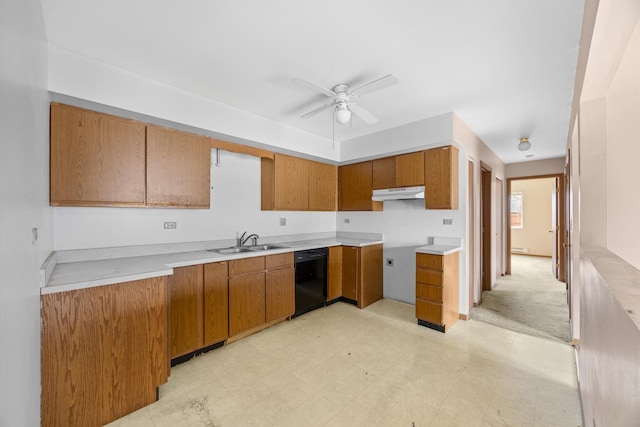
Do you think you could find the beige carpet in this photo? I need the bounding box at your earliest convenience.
[470,255,571,342]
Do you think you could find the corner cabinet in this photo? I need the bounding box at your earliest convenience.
[338,162,383,211]
[41,277,169,427]
[342,244,384,309]
[146,125,212,208]
[425,145,459,209]
[261,154,337,211]
[50,103,147,207]
[415,251,459,332]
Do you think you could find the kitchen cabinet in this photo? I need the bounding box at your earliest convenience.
[327,246,343,302]
[146,125,212,208]
[342,244,384,308]
[228,257,266,336]
[372,152,425,190]
[41,277,168,427]
[338,161,383,211]
[425,145,459,209]
[309,160,338,211]
[50,103,146,207]
[261,154,337,211]
[415,251,459,332]
[169,265,204,359]
[265,253,295,322]
[170,262,229,360]
[204,262,229,346]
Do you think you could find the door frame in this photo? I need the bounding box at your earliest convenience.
[505,174,566,281]
[468,160,476,308]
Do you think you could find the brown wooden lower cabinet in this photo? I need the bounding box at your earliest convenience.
[342,244,384,309]
[169,265,204,359]
[204,262,229,346]
[415,251,460,332]
[327,246,343,301]
[229,273,266,336]
[41,277,169,427]
[266,267,295,322]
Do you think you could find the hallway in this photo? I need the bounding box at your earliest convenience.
[471,255,571,342]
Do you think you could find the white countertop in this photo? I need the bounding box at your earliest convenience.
[415,244,462,256]
[43,236,383,295]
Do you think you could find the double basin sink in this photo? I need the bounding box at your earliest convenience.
[208,244,289,255]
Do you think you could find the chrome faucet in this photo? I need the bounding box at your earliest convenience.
[237,231,259,246]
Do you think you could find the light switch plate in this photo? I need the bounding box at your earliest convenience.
[443,219,454,225]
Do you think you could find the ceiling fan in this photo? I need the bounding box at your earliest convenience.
[293,74,399,125]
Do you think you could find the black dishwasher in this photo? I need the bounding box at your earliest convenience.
[293,248,328,317]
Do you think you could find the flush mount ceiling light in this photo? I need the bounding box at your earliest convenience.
[334,103,351,124]
[518,137,531,151]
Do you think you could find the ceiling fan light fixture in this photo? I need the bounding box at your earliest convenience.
[518,137,531,151]
[334,103,351,124]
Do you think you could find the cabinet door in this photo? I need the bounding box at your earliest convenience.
[169,265,204,359]
[339,162,382,211]
[309,160,337,211]
[50,103,146,206]
[274,154,309,210]
[425,146,459,209]
[342,246,359,301]
[146,126,211,208]
[327,246,343,301]
[265,267,295,322]
[358,244,384,309]
[372,156,396,190]
[204,262,228,346]
[41,277,168,427]
[395,152,425,187]
[228,273,265,336]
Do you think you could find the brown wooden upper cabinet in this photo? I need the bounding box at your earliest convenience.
[338,161,383,211]
[372,151,425,190]
[50,103,147,207]
[146,125,212,208]
[261,154,337,211]
[425,145,459,210]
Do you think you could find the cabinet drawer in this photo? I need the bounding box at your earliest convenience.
[229,257,265,277]
[416,253,443,270]
[416,269,443,286]
[416,283,442,303]
[416,299,443,324]
[266,252,294,270]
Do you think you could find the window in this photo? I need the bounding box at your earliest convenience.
[511,192,523,228]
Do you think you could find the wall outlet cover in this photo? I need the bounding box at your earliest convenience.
[164,222,177,229]
[344,218,351,224]
[279,218,286,226]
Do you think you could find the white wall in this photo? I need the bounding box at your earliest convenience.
[54,151,336,250]
[505,158,565,178]
[0,1,52,424]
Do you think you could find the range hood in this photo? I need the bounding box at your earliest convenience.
[372,186,425,201]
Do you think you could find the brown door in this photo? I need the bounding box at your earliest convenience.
[481,165,492,292]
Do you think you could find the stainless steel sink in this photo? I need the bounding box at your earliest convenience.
[207,244,288,254]
[246,244,288,251]
[207,247,252,254]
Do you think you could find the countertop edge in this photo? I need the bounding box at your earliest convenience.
[43,238,383,295]
[415,245,463,255]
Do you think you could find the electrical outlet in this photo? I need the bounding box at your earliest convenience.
[164,222,177,230]
[280,218,286,226]
[443,219,454,225]
[386,258,394,267]
[344,218,351,224]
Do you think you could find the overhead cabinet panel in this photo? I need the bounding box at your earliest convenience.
[50,103,146,206]
[425,145,459,210]
[146,126,212,208]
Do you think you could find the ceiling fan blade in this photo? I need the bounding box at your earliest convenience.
[351,74,399,97]
[349,104,378,125]
[300,101,335,119]
[292,78,335,97]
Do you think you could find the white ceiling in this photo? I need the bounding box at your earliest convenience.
[41,0,584,164]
